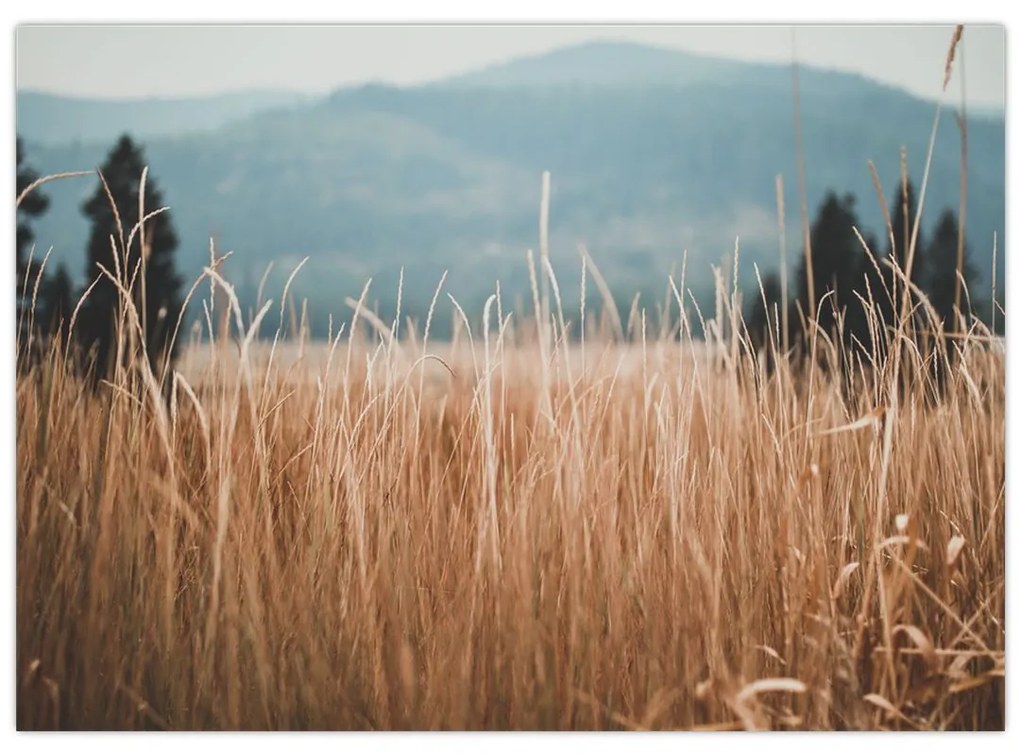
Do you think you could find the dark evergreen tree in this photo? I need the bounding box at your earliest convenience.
[884,178,926,310]
[852,226,884,343]
[16,137,50,314]
[77,135,182,381]
[926,208,977,331]
[38,262,76,346]
[793,191,866,343]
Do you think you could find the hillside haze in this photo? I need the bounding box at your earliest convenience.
[16,89,311,145]
[18,41,1005,336]
[441,40,751,88]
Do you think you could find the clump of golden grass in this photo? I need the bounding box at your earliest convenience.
[16,233,1004,729]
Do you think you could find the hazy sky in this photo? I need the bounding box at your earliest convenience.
[16,24,1006,108]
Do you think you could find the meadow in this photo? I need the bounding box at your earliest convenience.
[14,26,1005,729]
[15,245,1005,729]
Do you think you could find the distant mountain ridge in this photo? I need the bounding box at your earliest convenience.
[17,41,1005,336]
[16,89,311,145]
[440,40,750,88]
[437,39,1007,117]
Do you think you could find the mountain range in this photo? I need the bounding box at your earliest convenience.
[17,89,310,145]
[17,41,1005,336]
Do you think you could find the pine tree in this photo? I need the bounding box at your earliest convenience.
[77,135,183,381]
[793,191,865,342]
[16,137,50,317]
[38,262,76,346]
[859,176,927,342]
[927,208,977,331]
[847,226,883,354]
[886,178,926,301]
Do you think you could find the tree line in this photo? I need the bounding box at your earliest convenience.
[747,180,979,360]
[17,134,183,383]
[16,134,981,384]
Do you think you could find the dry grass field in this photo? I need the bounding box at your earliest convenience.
[13,27,1005,729]
[15,251,1005,730]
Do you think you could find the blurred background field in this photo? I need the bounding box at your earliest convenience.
[16,28,1006,337]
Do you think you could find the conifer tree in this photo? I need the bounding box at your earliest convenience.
[793,191,865,343]
[77,135,182,381]
[927,208,977,331]
[885,178,926,309]
[16,137,49,316]
[38,261,76,346]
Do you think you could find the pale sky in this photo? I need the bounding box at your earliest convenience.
[15,24,1006,109]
